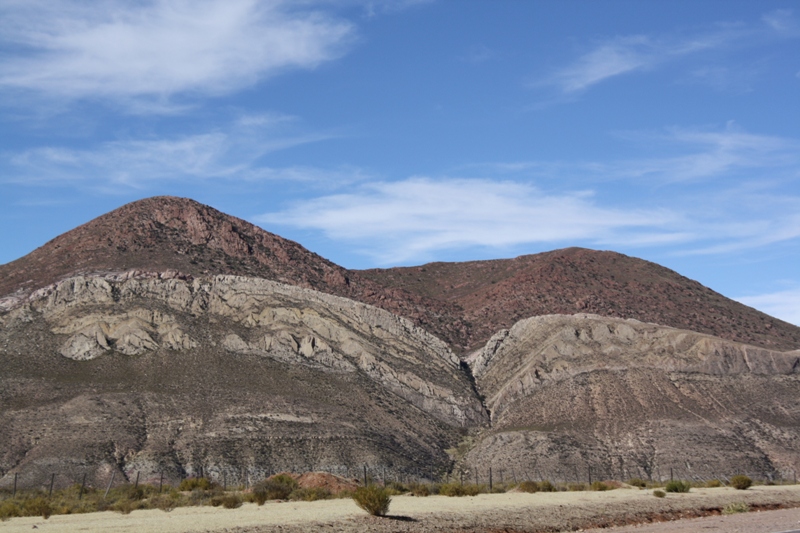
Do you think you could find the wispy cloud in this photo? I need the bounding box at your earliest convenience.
[606,124,800,183]
[539,9,797,94]
[256,177,681,264]
[737,287,800,327]
[255,124,800,264]
[0,0,354,110]
[2,114,342,188]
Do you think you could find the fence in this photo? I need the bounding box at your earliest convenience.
[1,461,797,496]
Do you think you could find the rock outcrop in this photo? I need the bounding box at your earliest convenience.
[463,314,800,482]
[0,272,487,488]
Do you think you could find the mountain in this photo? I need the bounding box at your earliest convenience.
[1,196,799,488]
[360,248,800,353]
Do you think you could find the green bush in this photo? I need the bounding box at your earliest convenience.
[705,479,722,488]
[518,481,539,493]
[653,489,666,498]
[352,485,391,516]
[722,501,749,514]
[627,478,647,488]
[665,480,691,493]
[730,475,752,490]
[590,481,611,491]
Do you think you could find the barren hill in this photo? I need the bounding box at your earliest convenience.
[0,272,486,487]
[463,313,800,482]
[360,248,800,353]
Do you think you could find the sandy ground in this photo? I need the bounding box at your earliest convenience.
[2,485,800,533]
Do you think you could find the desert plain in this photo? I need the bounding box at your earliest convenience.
[2,484,800,533]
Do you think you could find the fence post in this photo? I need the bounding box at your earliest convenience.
[475,468,479,486]
[49,473,55,498]
[588,466,592,485]
[104,471,116,500]
[489,467,493,491]
[79,473,87,500]
[670,467,673,481]
[159,472,164,493]
[134,472,140,489]
[13,473,17,498]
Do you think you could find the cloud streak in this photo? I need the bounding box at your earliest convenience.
[256,177,682,264]
[737,287,800,327]
[2,114,338,187]
[540,10,798,94]
[0,0,354,109]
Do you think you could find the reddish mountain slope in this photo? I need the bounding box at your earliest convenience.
[2,197,797,354]
[0,196,469,349]
[360,248,800,353]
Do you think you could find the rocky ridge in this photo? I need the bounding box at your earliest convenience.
[462,314,800,482]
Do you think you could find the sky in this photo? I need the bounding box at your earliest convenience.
[1,0,799,326]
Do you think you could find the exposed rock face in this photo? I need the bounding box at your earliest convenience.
[464,314,800,482]
[0,272,487,488]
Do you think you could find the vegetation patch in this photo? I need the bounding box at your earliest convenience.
[722,501,750,514]
[730,475,753,490]
[352,485,391,516]
[665,480,691,493]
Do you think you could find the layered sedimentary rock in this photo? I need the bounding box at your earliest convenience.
[0,272,486,488]
[463,314,800,482]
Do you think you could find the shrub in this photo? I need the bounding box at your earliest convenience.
[22,497,52,519]
[627,478,646,488]
[568,483,587,491]
[0,501,21,521]
[730,475,752,490]
[538,480,556,492]
[252,475,298,502]
[439,483,480,497]
[518,481,539,493]
[112,499,134,515]
[409,483,430,497]
[723,501,750,514]
[705,479,722,488]
[352,485,391,516]
[221,494,242,509]
[289,487,332,501]
[150,493,179,512]
[179,477,214,491]
[665,480,691,493]
[653,489,666,498]
[590,481,611,491]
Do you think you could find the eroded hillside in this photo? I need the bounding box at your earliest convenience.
[463,314,800,482]
[0,272,487,487]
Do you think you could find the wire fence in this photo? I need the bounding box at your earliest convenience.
[1,461,797,496]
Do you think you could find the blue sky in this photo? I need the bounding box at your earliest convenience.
[1,0,799,326]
